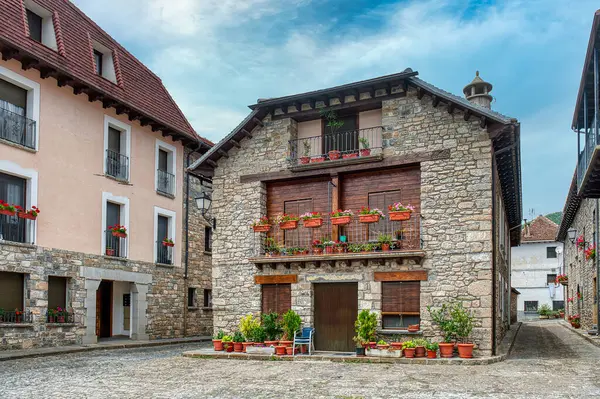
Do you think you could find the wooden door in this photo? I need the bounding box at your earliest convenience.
[314,283,358,352]
[96,280,113,338]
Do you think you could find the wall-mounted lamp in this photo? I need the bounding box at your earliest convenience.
[195,192,212,216]
[567,228,577,244]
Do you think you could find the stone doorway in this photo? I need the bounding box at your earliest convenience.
[96,280,113,338]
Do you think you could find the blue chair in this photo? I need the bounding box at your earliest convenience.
[293,327,315,356]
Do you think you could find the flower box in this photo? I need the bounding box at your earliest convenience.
[299,156,311,164]
[17,212,36,220]
[112,231,127,238]
[303,218,323,228]
[252,224,271,233]
[106,248,116,256]
[359,214,380,223]
[331,216,352,225]
[279,220,298,230]
[328,150,341,160]
[389,211,412,221]
[342,152,359,159]
[360,149,371,157]
[162,242,175,247]
[311,156,325,163]
[0,209,16,216]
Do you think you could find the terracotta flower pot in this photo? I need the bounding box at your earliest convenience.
[407,324,420,332]
[439,343,454,358]
[162,242,175,247]
[404,348,416,358]
[252,224,271,233]
[313,248,323,255]
[376,344,390,350]
[17,212,36,220]
[457,343,474,359]
[57,316,65,323]
[301,344,308,354]
[331,216,352,225]
[391,342,403,350]
[0,209,16,216]
[212,339,224,351]
[285,346,294,355]
[275,345,286,355]
[311,156,325,163]
[242,342,253,352]
[48,316,55,323]
[369,342,377,349]
[264,340,279,347]
[571,322,581,328]
[279,220,298,230]
[223,342,234,352]
[335,246,346,253]
[105,249,115,256]
[233,342,244,352]
[279,340,293,347]
[427,350,437,359]
[389,211,411,221]
[381,243,390,251]
[415,346,426,358]
[112,231,127,238]
[303,218,323,228]
[360,149,371,157]
[342,152,359,159]
[328,150,341,160]
[300,156,311,164]
[559,312,565,318]
[325,246,334,254]
[359,214,380,223]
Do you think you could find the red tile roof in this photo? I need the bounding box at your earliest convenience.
[0,0,212,146]
[522,215,558,242]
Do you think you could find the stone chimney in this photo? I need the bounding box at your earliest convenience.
[463,71,493,109]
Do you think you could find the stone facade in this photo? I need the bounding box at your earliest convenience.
[208,84,515,356]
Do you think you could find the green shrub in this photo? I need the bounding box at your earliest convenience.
[239,314,261,341]
[233,331,244,343]
[402,340,416,349]
[353,309,377,346]
[282,310,302,340]
[262,312,282,341]
[213,330,225,340]
[538,304,552,316]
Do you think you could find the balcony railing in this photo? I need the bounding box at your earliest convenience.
[577,128,600,189]
[0,107,36,149]
[157,169,175,196]
[156,241,174,265]
[0,213,32,244]
[289,126,383,166]
[106,149,129,181]
[251,213,421,258]
[0,309,32,324]
[105,230,127,258]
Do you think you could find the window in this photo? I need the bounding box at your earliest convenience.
[0,172,27,243]
[188,287,196,308]
[155,140,176,196]
[48,276,67,310]
[381,281,420,329]
[203,289,212,308]
[283,199,312,248]
[546,247,557,259]
[204,226,212,253]
[367,190,401,241]
[23,1,57,50]
[90,41,117,83]
[26,10,42,42]
[154,206,176,264]
[323,113,358,154]
[0,67,39,149]
[261,284,291,315]
[0,272,25,322]
[524,301,538,312]
[103,116,130,182]
[93,50,103,75]
[102,192,129,257]
[546,274,557,285]
[552,300,564,311]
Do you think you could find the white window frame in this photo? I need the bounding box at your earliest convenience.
[91,40,117,83]
[103,115,131,181]
[153,206,176,264]
[0,160,38,244]
[101,192,130,256]
[0,65,40,150]
[154,139,177,195]
[23,1,58,51]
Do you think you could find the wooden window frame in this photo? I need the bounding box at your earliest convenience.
[381,281,420,330]
[261,283,292,316]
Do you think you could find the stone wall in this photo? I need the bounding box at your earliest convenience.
[210,86,503,355]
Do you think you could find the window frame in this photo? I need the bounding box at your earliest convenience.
[546,274,557,285]
[103,115,131,182]
[26,9,42,43]
[93,50,103,76]
[381,280,421,330]
[101,192,130,256]
[153,206,176,264]
[261,284,291,315]
[90,40,117,83]
[524,300,538,313]
[187,287,197,308]
[203,289,212,308]
[23,1,58,51]
[0,162,38,243]
[546,246,557,259]
[48,276,68,310]
[154,139,177,196]
[0,271,25,312]
[204,226,212,253]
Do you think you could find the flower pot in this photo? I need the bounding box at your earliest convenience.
[264,340,279,347]
[252,224,271,233]
[242,342,253,352]
[404,348,416,358]
[279,340,293,347]
[300,156,311,164]
[48,316,55,323]
[0,209,15,216]
[415,346,426,358]
[112,231,127,238]
[279,220,299,230]
[559,312,565,318]
[377,344,390,350]
[301,344,308,354]
[233,342,244,352]
[275,345,286,355]
[389,211,411,221]
[105,249,115,256]
[17,212,36,220]
[360,149,371,157]
[369,342,377,349]
[162,242,175,247]
[325,246,334,254]
[390,342,403,350]
[407,324,420,332]
[457,343,474,359]
[381,243,390,251]
[285,346,294,355]
[331,216,352,225]
[571,322,581,328]
[359,214,380,223]
[311,156,325,163]
[224,343,234,352]
[427,350,437,359]
[57,316,65,323]
[335,246,346,254]
[439,343,454,358]
[342,152,359,159]
[328,150,341,160]
[313,248,323,255]
[212,339,224,351]
[303,218,323,228]
[356,346,366,356]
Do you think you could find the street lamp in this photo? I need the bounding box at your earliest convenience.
[195,192,212,216]
[567,228,577,244]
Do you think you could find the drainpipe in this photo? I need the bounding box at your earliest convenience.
[491,154,497,356]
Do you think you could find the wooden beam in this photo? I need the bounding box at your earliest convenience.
[416,87,424,100]
[102,98,117,109]
[337,93,345,104]
[229,139,241,148]
[368,87,375,98]
[323,97,330,107]
[21,58,38,70]
[479,116,487,128]
[463,109,471,121]
[128,112,142,122]
[39,67,55,79]
[240,129,253,139]
[374,270,428,282]
[151,123,162,132]
[140,118,150,127]
[217,149,229,158]
[87,91,102,102]
[280,105,288,115]
[293,102,302,112]
[73,85,87,95]
[252,117,264,127]
[206,159,218,167]
[57,76,71,87]
[431,95,440,108]
[1,48,18,61]
[309,99,316,109]
[115,105,127,115]
[447,103,454,114]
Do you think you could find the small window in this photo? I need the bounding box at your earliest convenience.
[546,247,557,259]
[48,276,67,310]
[524,301,538,312]
[546,274,557,285]
[261,284,291,315]
[0,172,27,243]
[156,215,173,264]
[381,281,420,329]
[552,300,564,311]
[93,50,103,75]
[26,9,42,43]
[0,271,25,322]
[188,287,196,308]
[104,117,130,182]
[203,289,212,308]
[204,226,212,253]
[155,140,176,196]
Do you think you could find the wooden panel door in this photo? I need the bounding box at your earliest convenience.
[314,283,358,352]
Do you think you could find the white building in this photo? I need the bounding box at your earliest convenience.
[511,216,564,320]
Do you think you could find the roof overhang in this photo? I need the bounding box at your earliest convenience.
[557,171,582,241]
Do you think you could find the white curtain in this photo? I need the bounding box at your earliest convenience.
[0,99,26,144]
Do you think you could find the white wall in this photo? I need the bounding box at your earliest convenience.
[112,281,131,337]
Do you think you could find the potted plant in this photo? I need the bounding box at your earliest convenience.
[222,335,234,352]
[330,209,354,225]
[300,141,311,164]
[56,307,67,323]
[212,330,225,351]
[264,238,280,257]
[239,314,260,351]
[390,340,403,350]
[353,309,377,356]
[359,137,371,156]
[577,235,585,251]
[559,308,565,318]
[376,339,389,350]
[276,214,300,230]
[323,240,335,254]
[413,338,427,357]
[105,246,115,256]
[321,109,344,160]
[402,340,417,358]
[343,150,359,159]
[334,241,346,253]
[312,239,324,255]
[585,244,596,261]
[248,325,267,346]
[311,155,326,163]
[281,309,302,348]
[162,238,175,247]
[428,304,455,358]
[16,206,40,220]
[262,312,282,346]
[451,303,475,359]
[407,324,420,332]
[354,338,367,356]
[0,200,16,216]
[14,308,22,323]
[538,304,552,319]
[388,202,415,221]
[377,234,393,251]
[109,225,127,238]
[426,341,439,358]
[48,308,57,323]
[358,207,384,223]
[233,331,244,352]
[301,212,323,228]
[252,217,271,233]
[569,314,581,328]
[348,244,363,253]
[556,274,568,285]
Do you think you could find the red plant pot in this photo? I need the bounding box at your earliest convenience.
[48,316,55,323]
[359,214,380,223]
[279,340,293,347]
[404,348,416,358]
[369,342,377,349]
[328,150,341,160]
[571,322,581,329]
[233,342,244,352]
[381,243,390,251]
[252,224,271,233]
[331,216,352,225]
[212,340,224,351]
[325,246,334,254]
[17,212,36,220]
[457,343,474,359]
[300,156,311,165]
[311,156,325,163]
[376,344,390,350]
[407,324,420,332]
[0,209,16,216]
[360,149,371,157]
[57,316,65,323]
[342,152,359,159]
[264,340,279,347]
[105,249,116,256]
[112,231,127,238]
[427,350,437,359]
[389,211,412,221]
[303,218,323,228]
[162,242,175,247]
[279,220,299,230]
[313,248,323,255]
[390,342,403,350]
[224,343,234,353]
[242,342,253,352]
[415,346,426,358]
[275,345,286,356]
[285,346,294,355]
[439,343,454,358]
[301,344,308,354]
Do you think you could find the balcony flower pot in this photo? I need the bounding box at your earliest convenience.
[571,322,581,328]
[285,346,294,355]
[242,342,253,352]
[415,346,426,358]
[57,316,65,323]
[359,214,380,223]
[212,339,224,351]
[313,248,323,255]
[300,156,311,164]
[439,343,454,358]
[279,220,299,230]
[311,156,325,163]
[252,224,271,233]
[457,343,474,359]
[17,212,36,220]
[381,243,390,251]
[162,241,175,247]
[48,316,55,323]
[427,350,437,359]
[407,324,420,332]
[389,211,412,221]
[325,246,334,254]
[331,216,352,225]
[360,148,371,157]
[369,342,377,349]
[303,218,323,228]
[224,343,234,353]
[391,342,403,350]
[404,348,416,358]
[233,342,243,352]
[328,150,342,160]
[275,345,286,355]
[343,152,359,159]
[0,209,16,216]
[356,346,366,357]
[105,248,116,256]
[112,231,127,238]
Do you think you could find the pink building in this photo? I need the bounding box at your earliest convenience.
[0,0,213,349]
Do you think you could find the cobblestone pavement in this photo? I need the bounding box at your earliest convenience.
[1,321,599,399]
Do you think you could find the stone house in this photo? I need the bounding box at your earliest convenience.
[0,0,213,350]
[190,69,522,356]
[556,10,600,332]
[511,216,564,320]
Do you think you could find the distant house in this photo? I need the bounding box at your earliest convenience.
[512,216,564,319]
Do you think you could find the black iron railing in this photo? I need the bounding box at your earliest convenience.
[0,309,32,323]
[0,107,36,149]
[46,311,74,323]
[0,213,31,244]
[289,126,382,166]
[157,241,173,264]
[106,149,129,181]
[157,169,175,196]
[577,127,600,188]
[105,230,127,258]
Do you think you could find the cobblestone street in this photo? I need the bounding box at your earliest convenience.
[1,321,599,398]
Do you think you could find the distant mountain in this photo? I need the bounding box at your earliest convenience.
[545,212,562,225]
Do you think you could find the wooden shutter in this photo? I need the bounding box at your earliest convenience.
[262,284,291,315]
[382,281,420,314]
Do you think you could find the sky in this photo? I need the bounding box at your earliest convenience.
[73,0,600,218]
